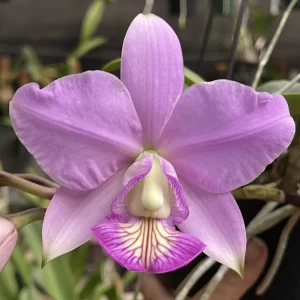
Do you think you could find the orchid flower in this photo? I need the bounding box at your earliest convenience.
[9,14,294,274]
[0,217,18,272]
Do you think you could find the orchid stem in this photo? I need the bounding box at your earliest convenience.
[133,273,142,300]
[199,265,228,300]
[179,0,187,29]
[247,205,296,238]
[175,257,215,300]
[175,204,296,299]
[248,202,281,227]
[143,0,154,14]
[232,184,282,201]
[276,72,300,94]
[256,210,300,295]
[191,205,295,299]
[227,0,248,80]
[252,0,298,89]
[13,173,58,188]
[198,0,216,71]
[6,208,46,230]
[0,170,56,200]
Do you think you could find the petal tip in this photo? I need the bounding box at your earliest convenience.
[41,256,48,269]
[236,261,245,278]
[41,247,52,268]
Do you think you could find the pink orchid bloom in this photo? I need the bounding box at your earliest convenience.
[0,217,18,272]
[9,14,294,274]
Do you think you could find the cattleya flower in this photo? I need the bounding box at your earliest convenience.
[0,217,18,272]
[10,14,294,274]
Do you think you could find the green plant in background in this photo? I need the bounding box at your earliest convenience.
[0,0,108,126]
[257,79,300,115]
[102,58,205,86]
[235,1,277,63]
[1,1,300,299]
[17,0,107,84]
[0,221,136,300]
[249,3,277,42]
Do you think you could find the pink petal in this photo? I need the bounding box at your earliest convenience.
[160,80,295,193]
[121,14,184,147]
[178,180,246,274]
[92,216,205,273]
[42,167,127,263]
[10,71,143,190]
[0,217,18,272]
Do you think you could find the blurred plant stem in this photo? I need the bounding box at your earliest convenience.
[179,0,187,29]
[256,210,300,295]
[143,0,154,14]
[252,0,298,89]
[0,170,56,200]
[133,274,142,300]
[6,207,45,229]
[175,203,296,300]
[227,0,248,79]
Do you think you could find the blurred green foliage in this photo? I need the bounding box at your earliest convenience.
[249,3,277,41]
[15,0,107,85]
[102,58,205,86]
[0,0,108,126]
[0,221,136,300]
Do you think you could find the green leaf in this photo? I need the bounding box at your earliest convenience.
[78,267,101,300]
[105,286,122,300]
[122,271,137,287]
[70,37,106,60]
[42,256,77,300]
[101,59,206,87]
[19,286,42,300]
[282,94,300,115]
[22,45,42,69]
[257,80,300,94]
[249,4,277,38]
[102,58,121,72]
[70,243,89,281]
[21,223,77,300]
[0,261,18,299]
[92,282,111,300]
[80,0,105,42]
[21,222,42,261]
[21,45,44,81]
[11,244,32,286]
[257,80,300,115]
[0,117,12,127]
[184,67,205,86]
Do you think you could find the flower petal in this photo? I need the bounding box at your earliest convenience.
[92,216,205,273]
[121,14,184,147]
[178,180,246,274]
[42,167,127,263]
[0,217,18,272]
[160,80,295,193]
[10,71,143,190]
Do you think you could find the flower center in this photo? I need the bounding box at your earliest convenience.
[126,155,171,219]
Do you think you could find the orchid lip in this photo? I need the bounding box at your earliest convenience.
[92,216,205,273]
[95,152,197,273]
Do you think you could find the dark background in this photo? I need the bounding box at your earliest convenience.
[1,1,300,299]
